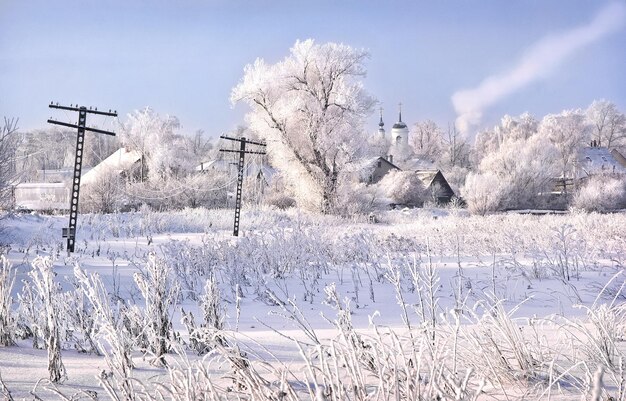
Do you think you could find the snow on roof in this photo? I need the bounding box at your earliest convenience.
[577,147,626,178]
[81,147,142,186]
[414,170,440,187]
[348,156,401,173]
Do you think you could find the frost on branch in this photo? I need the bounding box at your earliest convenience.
[231,39,376,212]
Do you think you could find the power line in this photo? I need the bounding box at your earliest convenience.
[47,101,117,253]
[219,136,266,236]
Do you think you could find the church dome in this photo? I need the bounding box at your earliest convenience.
[392,106,407,129]
[392,121,407,129]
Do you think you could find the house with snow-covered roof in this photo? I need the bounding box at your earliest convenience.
[80,147,143,187]
[553,145,626,194]
[358,156,401,184]
[576,146,626,178]
[413,170,456,204]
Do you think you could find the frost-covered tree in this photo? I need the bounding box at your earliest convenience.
[540,110,591,181]
[477,135,559,209]
[0,118,19,209]
[442,123,470,169]
[118,107,190,182]
[410,119,443,162]
[586,100,626,149]
[463,125,559,213]
[231,39,375,212]
[473,113,538,166]
[15,128,75,182]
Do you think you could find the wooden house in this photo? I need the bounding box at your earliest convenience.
[414,170,456,204]
[361,156,401,184]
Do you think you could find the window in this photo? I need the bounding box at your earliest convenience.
[377,160,382,168]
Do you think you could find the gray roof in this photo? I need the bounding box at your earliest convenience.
[576,147,626,178]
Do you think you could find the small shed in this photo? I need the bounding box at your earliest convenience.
[14,182,69,211]
[414,170,456,204]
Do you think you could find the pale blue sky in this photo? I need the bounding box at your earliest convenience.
[1,0,624,137]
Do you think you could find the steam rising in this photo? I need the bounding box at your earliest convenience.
[451,2,626,133]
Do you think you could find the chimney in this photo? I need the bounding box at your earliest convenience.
[388,154,393,163]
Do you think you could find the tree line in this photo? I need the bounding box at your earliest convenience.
[1,39,625,215]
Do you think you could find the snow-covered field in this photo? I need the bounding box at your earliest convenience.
[0,207,625,400]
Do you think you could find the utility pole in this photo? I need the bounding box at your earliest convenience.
[219,135,266,236]
[47,102,117,253]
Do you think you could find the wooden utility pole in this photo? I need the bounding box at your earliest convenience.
[47,102,117,253]
[219,135,266,236]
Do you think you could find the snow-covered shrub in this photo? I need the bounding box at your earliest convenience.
[467,134,559,212]
[81,167,123,213]
[572,175,626,212]
[378,169,426,206]
[30,257,66,383]
[0,256,16,346]
[462,172,507,215]
[181,275,226,354]
[261,172,296,209]
[264,192,296,210]
[332,181,377,215]
[178,171,229,209]
[161,239,217,300]
[134,254,179,366]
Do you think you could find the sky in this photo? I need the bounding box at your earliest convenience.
[0,0,625,138]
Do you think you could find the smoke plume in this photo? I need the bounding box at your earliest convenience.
[451,2,626,134]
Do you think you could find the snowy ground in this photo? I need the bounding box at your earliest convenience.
[0,207,625,400]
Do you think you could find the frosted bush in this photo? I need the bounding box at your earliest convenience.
[572,175,626,212]
[462,172,507,215]
[378,169,427,206]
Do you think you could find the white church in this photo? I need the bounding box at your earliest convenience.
[368,104,456,204]
[376,104,411,164]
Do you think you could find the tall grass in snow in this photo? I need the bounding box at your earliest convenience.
[0,256,16,346]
